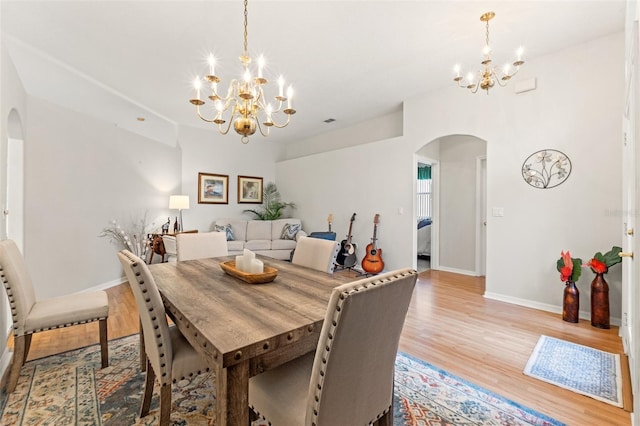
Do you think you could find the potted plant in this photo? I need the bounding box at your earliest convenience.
[557,251,582,323]
[584,246,622,329]
[243,182,296,220]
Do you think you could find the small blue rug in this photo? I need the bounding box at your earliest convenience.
[524,335,622,407]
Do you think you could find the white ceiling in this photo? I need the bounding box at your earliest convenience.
[1,1,627,145]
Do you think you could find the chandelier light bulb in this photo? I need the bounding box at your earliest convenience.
[257,55,265,79]
[452,11,525,94]
[207,54,216,76]
[454,64,461,77]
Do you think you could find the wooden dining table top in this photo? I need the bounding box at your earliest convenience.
[148,255,356,371]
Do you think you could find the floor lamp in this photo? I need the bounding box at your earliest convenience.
[169,195,190,232]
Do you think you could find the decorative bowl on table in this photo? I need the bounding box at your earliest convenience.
[220,260,278,284]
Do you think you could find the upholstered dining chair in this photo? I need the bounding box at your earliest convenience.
[0,239,109,393]
[161,235,177,262]
[176,231,228,261]
[249,268,418,425]
[291,236,340,273]
[118,250,210,426]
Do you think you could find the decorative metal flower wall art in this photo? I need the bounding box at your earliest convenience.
[522,149,572,189]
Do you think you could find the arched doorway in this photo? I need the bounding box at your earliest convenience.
[414,134,487,276]
[6,108,24,253]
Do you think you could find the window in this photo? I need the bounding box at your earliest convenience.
[417,165,432,220]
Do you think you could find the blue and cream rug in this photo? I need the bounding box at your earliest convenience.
[0,334,564,425]
[524,335,623,407]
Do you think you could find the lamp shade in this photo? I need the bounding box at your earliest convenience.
[169,195,190,210]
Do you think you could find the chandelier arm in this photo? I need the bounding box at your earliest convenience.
[255,119,271,137]
[269,114,292,129]
[195,106,223,123]
[217,117,235,135]
[493,70,507,88]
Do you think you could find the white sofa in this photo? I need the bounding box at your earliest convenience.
[214,218,307,260]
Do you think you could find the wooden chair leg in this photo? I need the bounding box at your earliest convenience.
[22,334,33,364]
[6,334,27,393]
[159,383,172,426]
[140,359,155,418]
[99,318,109,368]
[139,318,146,372]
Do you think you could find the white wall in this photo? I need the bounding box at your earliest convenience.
[277,32,624,320]
[277,135,413,272]
[438,135,486,273]
[282,110,402,160]
[25,97,182,298]
[177,125,284,231]
[0,39,29,387]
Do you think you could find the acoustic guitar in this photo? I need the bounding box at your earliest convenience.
[336,213,357,268]
[362,214,384,274]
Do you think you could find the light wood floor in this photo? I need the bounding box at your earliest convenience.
[12,269,631,425]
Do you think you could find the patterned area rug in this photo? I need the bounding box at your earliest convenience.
[524,335,622,407]
[0,334,564,425]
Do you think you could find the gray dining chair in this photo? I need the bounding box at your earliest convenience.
[291,236,340,273]
[118,250,210,426]
[249,268,418,425]
[176,231,228,261]
[0,239,109,393]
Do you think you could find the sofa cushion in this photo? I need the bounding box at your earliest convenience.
[247,221,272,241]
[245,240,271,251]
[272,239,297,250]
[271,219,301,240]
[281,223,301,240]
[216,219,248,242]
[227,240,245,252]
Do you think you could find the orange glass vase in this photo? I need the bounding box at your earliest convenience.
[562,281,579,323]
[590,273,610,329]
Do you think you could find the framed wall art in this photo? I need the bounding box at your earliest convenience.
[237,176,263,204]
[198,172,229,204]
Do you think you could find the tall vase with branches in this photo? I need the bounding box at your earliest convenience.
[243,182,296,220]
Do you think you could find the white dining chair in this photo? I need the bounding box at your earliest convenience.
[249,268,418,425]
[176,231,228,261]
[0,239,109,393]
[118,250,210,426]
[291,236,340,273]
[161,235,177,262]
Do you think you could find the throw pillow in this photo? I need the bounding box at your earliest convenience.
[280,223,300,240]
[215,224,235,241]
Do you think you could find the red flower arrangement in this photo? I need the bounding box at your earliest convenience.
[584,246,622,274]
[556,251,582,283]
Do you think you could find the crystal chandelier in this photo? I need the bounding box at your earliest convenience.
[189,0,296,143]
[453,12,524,94]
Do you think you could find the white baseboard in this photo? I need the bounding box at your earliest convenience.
[434,265,478,276]
[78,277,127,293]
[484,292,621,326]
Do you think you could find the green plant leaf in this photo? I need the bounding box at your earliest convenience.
[602,246,622,268]
[571,258,582,282]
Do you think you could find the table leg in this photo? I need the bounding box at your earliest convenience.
[216,360,249,426]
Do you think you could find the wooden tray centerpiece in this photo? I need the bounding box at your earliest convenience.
[220,260,278,284]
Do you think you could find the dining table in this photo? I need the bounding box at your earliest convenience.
[148,255,356,426]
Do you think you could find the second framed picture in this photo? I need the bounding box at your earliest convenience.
[198,172,229,204]
[238,176,263,204]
